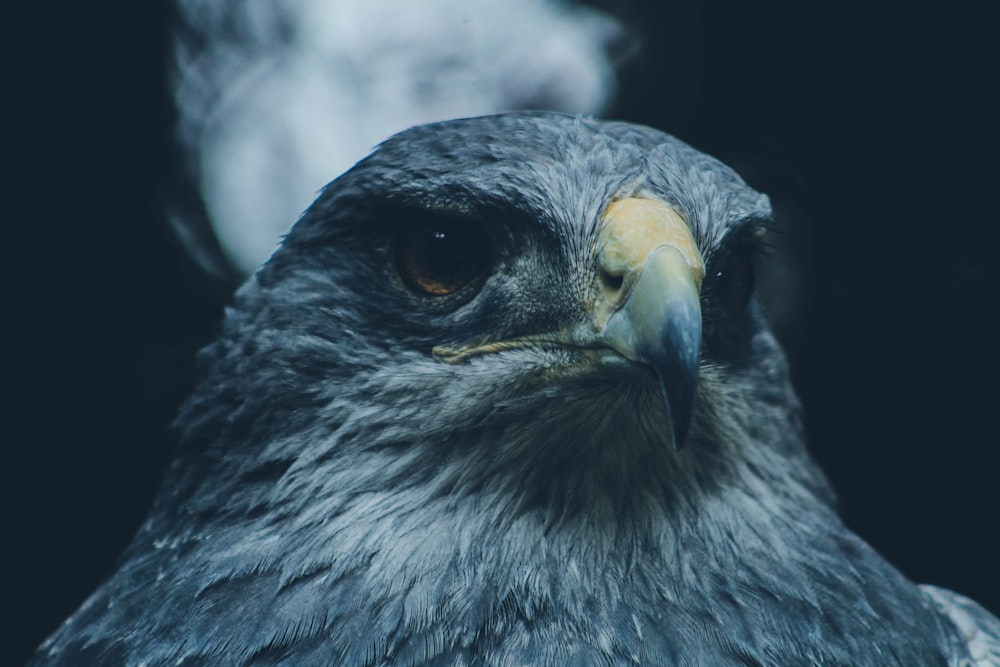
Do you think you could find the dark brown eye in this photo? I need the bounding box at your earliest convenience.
[715,247,756,315]
[396,221,492,296]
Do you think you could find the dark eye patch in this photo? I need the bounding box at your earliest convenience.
[702,215,772,315]
[711,243,757,317]
[395,220,494,297]
[698,217,773,365]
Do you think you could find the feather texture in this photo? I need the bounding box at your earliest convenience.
[32,113,997,666]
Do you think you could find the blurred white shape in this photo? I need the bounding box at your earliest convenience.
[173,0,626,276]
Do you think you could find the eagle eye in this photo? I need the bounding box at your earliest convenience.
[396,220,492,297]
[715,246,756,316]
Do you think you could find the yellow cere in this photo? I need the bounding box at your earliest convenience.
[598,197,705,290]
[587,197,706,331]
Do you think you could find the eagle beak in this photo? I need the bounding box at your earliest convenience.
[593,198,705,449]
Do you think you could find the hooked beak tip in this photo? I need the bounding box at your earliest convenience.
[602,245,702,452]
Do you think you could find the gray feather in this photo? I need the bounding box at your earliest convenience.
[922,585,1000,666]
[31,112,997,666]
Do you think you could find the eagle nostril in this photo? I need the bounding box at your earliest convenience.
[601,269,624,291]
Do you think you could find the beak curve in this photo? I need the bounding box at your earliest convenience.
[600,245,701,449]
[594,198,704,450]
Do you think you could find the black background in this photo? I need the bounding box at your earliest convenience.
[5,1,997,663]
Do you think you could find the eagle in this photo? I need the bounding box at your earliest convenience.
[32,112,1000,665]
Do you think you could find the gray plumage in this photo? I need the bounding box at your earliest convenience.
[32,112,999,666]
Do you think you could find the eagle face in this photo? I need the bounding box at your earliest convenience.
[226,112,795,515]
[36,112,992,666]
